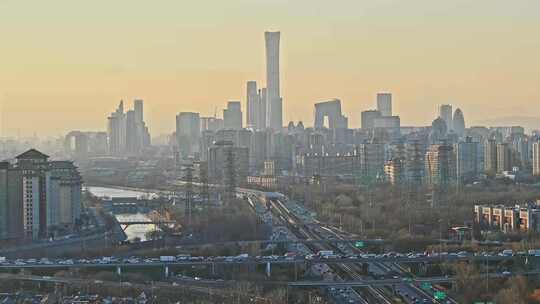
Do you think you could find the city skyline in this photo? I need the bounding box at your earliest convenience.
[2,3,540,301]
[1,0,540,136]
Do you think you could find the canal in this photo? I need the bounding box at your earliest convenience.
[86,186,160,241]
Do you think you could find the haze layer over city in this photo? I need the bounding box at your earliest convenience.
[1,1,540,136]
[1,1,540,304]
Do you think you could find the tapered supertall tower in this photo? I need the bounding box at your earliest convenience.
[265,31,282,130]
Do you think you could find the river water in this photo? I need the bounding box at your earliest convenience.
[86,186,159,241]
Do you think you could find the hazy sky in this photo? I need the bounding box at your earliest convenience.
[0,0,539,137]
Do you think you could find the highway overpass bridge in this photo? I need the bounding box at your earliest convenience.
[0,254,531,270]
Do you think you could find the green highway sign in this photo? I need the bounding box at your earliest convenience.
[354,241,364,248]
[421,282,432,290]
[434,291,447,300]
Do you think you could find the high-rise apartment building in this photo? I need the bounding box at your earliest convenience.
[456,137,478,184]
[199,130,216,162]
[0,149,82,240]
[0,162,8,240]
[425,144,456,186]
[49,161,82,229]
[376,93,392,117]
[359,143,386,181]
[265,31,282,130]
[176,112,201,156]
[533,141,540,176]
[251,130,270,171]
[384,158,404,185]
[208,140,249,185]
[439,104,453,132]
[496,143,512,173]
[223,101,242,130]
[484,139,498,174]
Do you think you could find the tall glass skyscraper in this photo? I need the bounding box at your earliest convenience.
[265,31,282,130]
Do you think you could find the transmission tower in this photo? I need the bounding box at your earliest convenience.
[181,163,194,228]
[224,147,237,204]
[173,147,182,178]
[199,161,210,205]
[435,142,453,210]
[406,140,424,202]
[405,139,425,234]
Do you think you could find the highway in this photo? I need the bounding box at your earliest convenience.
[77,185,535,303]
[263,195,462,304]
[268,197,391,304]
[0,251,523,269]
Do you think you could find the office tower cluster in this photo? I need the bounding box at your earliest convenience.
[0,149,82,240]
[63,99,150,161]
[245,31,282,131]
[108,99,151,156]
[360,93,401,140]
[162,31,540,197]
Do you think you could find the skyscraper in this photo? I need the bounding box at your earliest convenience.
[314,99,348,129]
[439,104,453,131]
[134,99,143,125]
[452,108,465,137]
[125,110,137,154]
[223,101,242,130]
[246,81,260,129]
[259,88,267,129]
[133,99,145,150]
[108,100,126,155]
[376,93,392,117]
[265,31,282,130]
[107,99,150,156]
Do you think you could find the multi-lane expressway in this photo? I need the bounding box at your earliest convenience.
[260,195,459,304]
[0,252,525,269]
[78,185,533,303]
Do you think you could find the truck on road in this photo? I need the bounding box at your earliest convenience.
[160,256,175,262]
[528,249,540,256]
[317,250,334,257]
[234,254,249,260]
